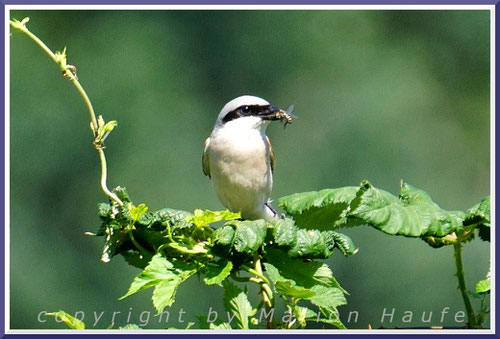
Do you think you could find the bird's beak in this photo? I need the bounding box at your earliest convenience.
[259,105,282,121]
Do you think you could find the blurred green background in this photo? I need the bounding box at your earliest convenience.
[9,9,490,329]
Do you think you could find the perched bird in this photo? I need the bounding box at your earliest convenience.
[202,95,292,220]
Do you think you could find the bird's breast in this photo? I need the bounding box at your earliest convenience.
[208,127,273,213]
[209,129,271,182]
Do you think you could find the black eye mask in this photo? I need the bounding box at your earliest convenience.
[222,104,273,124]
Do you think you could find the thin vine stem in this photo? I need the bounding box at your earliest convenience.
[98,149,123,205]
[453,241,478,328]
[10,18,122,206]
[240,264,271,286]
[252,257,274,329]
[128,231,152,257]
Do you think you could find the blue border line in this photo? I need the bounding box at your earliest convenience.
[1,0,500,5]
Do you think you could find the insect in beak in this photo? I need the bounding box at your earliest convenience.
[276,105,296,127]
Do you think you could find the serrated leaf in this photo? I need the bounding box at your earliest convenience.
[97,203,111,219]
[223,280,253,329]
[46,311,85,329]
[130,203,148,223]
[186,209,241,228]
[478,225,490,242]
[280,181,472,241]
[465,197,490,225]
[265,248,341,289]
[476,279,490,294]
[309,286,347,309]
[213,225,235,246]
[271,218,297,247]
[330,231,358,256]
[138,208,193,230]
[351,182,465,237]
[121,249,153,269]
[231,220,267,254]
[465,197,490,242]
[120,254,196,313]
[204,260,233,286]
[101,222,126,263]
[112,186,131,204]
[288,229,332,258]
[119,253,177,300]
[262,262,281,284]
[152,275,183,312]
[316,307,347,329]
[275,281,316,298]
[279,187,359,229]
[265,262,317,298]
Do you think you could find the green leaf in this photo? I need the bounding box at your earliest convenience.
[130,203,148,223]
[293,306,317,328]
[97,202,111,219]
[288,229,334,258]
[197,315,232,329]
[210,322,233,329]
[476,278,490,294]
[465,197,490,242]
[278,187,358,230]
[262,262,282,284]
[112,186,132,204]
[231,220,267,254]
[316,307,347,329]
[351,182,465,237]
[279,181,468,240]
[186,209,241,228]
[223,280,254,329]
[204,260,233,286]
[152,275,184,312]
[119,324,141,329]
[271,218,297,247]
[309,286,347,309]
[330,231,358,256]
[213,225,235,246]
[121,249,153,269]
[265,248,341,289]
[101,221,127,263]
[119,254,177,299]
[275,280,316,298]
[264,251,348,306]
[46,311,85,329]
[103,120,117,133]
[465,196,490,225]
[119,254,196,313]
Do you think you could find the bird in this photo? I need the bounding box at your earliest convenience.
[202,95,292,220]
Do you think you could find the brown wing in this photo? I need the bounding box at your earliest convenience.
[266,136,275,173]
[202,137,211,178]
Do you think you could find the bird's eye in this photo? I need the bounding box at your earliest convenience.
[242,106,250,113]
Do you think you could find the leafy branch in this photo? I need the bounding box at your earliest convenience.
[278,180,490,328]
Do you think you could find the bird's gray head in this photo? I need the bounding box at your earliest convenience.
[215,95,282,129]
